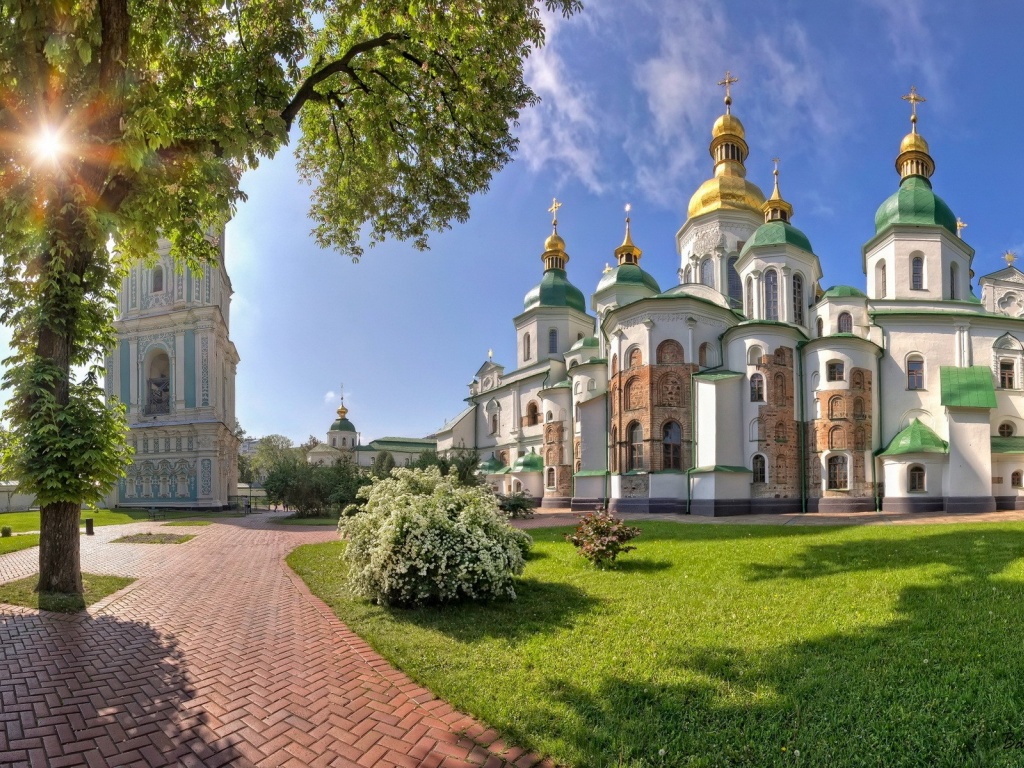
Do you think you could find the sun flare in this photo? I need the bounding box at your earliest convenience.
[32,127,63,162]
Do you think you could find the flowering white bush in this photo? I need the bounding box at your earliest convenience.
[338,467,532,607]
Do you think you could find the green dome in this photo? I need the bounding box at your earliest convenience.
[330,418,356,432]
[874,175,957,236]
[524,268,586,313]
[880,418,948,457]
[595,263,661,294]
[820,285,866,300]
[570,335,599,352]
[739,220,813,256]
[512,449,544,472]
[478,453,506,473]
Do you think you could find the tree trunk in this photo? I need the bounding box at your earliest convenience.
[37,501,83,594]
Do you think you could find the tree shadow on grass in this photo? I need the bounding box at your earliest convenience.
[384,576,600,643]
[613,558,673,574]
[0,612,244,767]
[521,528,1024,768]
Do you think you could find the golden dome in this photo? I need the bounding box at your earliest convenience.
[687,174,766,219]
[544,231,565,252]
[712,113,746,139]
[899,131,930,154]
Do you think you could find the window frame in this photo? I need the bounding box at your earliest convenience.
[826,361,845,382]
[907,357,925,390]
[752,454,766,483]
[1000,359,1015,390]
[837,312,853,334]
[911,255,924,290]
[750,373,765,402]
[764,269,779,321]
[627,422,644,471]
[826,454,848,490]
[999,422,1015,438]
[792,273,804,325]
[548,328,558,354]
[662,421,682,470]
[908,465,926,493]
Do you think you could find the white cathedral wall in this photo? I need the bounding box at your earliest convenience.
[944,409,994,499]
[882,455,945,498]
[694,376,744,470]
[650,472,688,499]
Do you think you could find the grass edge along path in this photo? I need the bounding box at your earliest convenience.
[0,533,40,555]
[0,507,245,534]
[112,533,195,544]
[289,520,1024,768]
[0,573,135,613]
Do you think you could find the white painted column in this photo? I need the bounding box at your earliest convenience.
[751,270,762,320]
[780,267,792,323]
[128,338,139,418]
[174,331,185,410]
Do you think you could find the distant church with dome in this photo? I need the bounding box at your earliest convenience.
[436,79,1024,515]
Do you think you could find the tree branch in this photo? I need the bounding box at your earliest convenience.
[281,31,409,131]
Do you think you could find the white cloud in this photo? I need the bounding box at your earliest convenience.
[323,390,336,404]
[517,8,605,192]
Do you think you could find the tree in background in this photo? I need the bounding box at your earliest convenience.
[250,434,295,484]
[237,453,255,486]
[0,0,580,594]
[413,448,482,487]
[371,450,396,479]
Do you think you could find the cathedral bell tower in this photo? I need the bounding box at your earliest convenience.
[105,233,240,508]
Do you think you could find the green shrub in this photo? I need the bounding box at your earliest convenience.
[497,490,535,519]
[565,511,640,568]
[0,526,11,537]
[338,467,532,607]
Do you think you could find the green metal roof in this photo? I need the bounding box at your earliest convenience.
[511,449,544,472]
[874,175,958,236]
[690,465,752,474]
[330,418,356,432]
[523,268,587,313]
[595,263,661,294]
[991,437,1024,454]
[570,335,599,352]
[940,366,997,409]
[368,437,435,452]
[820,285,866,300]
[693,370,744,380]
[573,469,609,477]
[478,453,507,473]
[880,419,948,457]
[739,220,813,256]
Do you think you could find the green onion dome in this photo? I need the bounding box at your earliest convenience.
[595,263,661,294]
[739,220,813,256]
[523,268,587,312]
[874,175,957,236]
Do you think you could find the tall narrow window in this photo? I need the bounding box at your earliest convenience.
[853,397,865,419]
[526,401,539,426]
[524,333,531,360]
[752,454,766,483]
[908,465,925,492]
[1013,471,1023,488]
[1001,360,1015,389]
[698,342,710,368]
[683,265,692,283]
[628,422,644,471]
[152,265,164,293]
[745,276,754,317]
[949,263,959,300]
[838,312,853,333]
[827,455,848,489]
[829,397,845,420]
[629,348,643,368]
[750,374,765,402]
[700,258,714,288]
[912,256,924,290]
[662,421,681,470]
[546,467,555,488]
[764,270,779,320]
[727,256,742,306]
[490,414,498,434]
[548,329,558,354]
[878,261,887,298]
[792,274,804,324]
[907,357,924,389]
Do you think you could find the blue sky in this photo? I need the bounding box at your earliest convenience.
[134,2,1024,443]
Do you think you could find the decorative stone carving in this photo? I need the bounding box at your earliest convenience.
[621,474,649,498]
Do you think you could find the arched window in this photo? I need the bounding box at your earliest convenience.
[145,350,171,415]
[490,414,498,434]
[683,265,692,284]
[524,333,531,361]
[750,417,764,442]
[829,426,846,450]
[750,374,764,402]
[911,255,924,290]
[854,427,866,450]
[628,422,644,471]
[838,312,853,333]
[629,348,643,368]
[727,256,742,306]
[526,401,540,426]
[575,403,580,424]
[829,396,845,420]
[827,455,848,489]
[792,273,804,324]
[747,345,763,366]
[907,356,924,389]
[546,467,555,488]
[610,426,618,472]
[851,370,864,390]
[745,276,754,317]
[878,261,887,298]
[816,317,824,338]
[700,258,714,288]
[949,263,959,300]
[853,397,865,419]
[662,421,682,470]
[698,342,710,368]
[611,354,618,375]
[1000,360,1015,389]
[624,378,642,410]
[545,411,553,423]
[764,269,779,320]
[752,454,766,483]
[578,332,584,341]
[548,329,558,354]
[1013,471,1023,488]
[775,456,788,484]
[152,265,164,293]
[774,421,786,442]
[656,340,684,364]
[999,422,1015,437]
[908,465,925,492]
[773,373,786,401]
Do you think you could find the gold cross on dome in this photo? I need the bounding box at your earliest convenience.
[624,202,632,221]
[772,156,780,179]
[956,218,967,238]
[718,70,739,112]
[902,85,926,131]
[1005,251,1017,267]
[548,197,562,227]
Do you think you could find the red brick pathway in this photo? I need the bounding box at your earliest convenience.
[0,516,552,768]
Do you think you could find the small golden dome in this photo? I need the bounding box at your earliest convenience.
[900,131,930,154]
[544,231,565,252]
[687,174,766,219]
[712,113,745,139]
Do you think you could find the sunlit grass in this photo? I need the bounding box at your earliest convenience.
[0,573,134,613]
[0,533,39,555]
[290,521,1024,768]
[0,507,234,534]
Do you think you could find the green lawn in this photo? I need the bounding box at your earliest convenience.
[112,532,194,544]
[0,533,39,554]
[0,507,235,533]
[0,573,134,612]
[162,520,212,527]
[289,521,1024,768]
[272,516,339,526]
